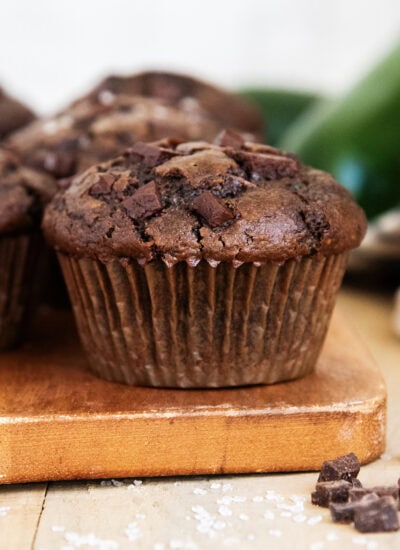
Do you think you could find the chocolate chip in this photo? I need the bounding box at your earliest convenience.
[311,480,352,508]
[329,501,358,523]
[354,496,399,533]
[330,494,379,524]
[214,129,245,149]
[318,453,360,482]
[192,191,235,228]
[231,150,298,181]
[89,173,116,197]
[127,142,163,168]
[43,150,77,178]
[122,180,162,220]
[350,486,399,504]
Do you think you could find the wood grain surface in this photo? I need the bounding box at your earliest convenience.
[0,306,386,484]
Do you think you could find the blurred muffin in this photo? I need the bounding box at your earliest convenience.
[0,86,35,140]
[80,70,262,139]
[0,148,55,349]
[43,132,366,388]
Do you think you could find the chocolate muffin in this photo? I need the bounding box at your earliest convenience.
[0,148,55,349]
[0,86,35,140]
[8,88,258,182]
[80,70,262,139]
[43,132,366,387]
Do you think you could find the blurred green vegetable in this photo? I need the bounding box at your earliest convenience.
[281,42,400,220]
[240,88,321,146]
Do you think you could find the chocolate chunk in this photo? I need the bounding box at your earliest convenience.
[231,150,298,181]
[350,486,399,504]
[192,191,235,228]
[43,150,77,178]
[354,496,399,533]
[351,479,363,488]
[329,501,358,523]
[127,142,163,168]
[122,180,162,220]
[89,173,116,196]
[330,493,379,524]
[214,129,244,149]
[311,480,352,508]
[318,453,360,482]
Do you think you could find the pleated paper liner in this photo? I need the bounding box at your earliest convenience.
[0,232,46,350]
[58,252,348,388]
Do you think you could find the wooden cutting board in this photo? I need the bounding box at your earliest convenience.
[0,307,386,484]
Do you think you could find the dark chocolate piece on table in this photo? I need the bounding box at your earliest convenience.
[350,486,399,503]
[354,496,399,533]
[311,480,352,508]
[330,493,379,524]
[318,453,361,482]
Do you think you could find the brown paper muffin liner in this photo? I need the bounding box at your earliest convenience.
[0,232,45,349]
[58,252,348,388]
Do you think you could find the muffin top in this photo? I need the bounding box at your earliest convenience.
[81,70,262,137]
[0,148,56,234]
[43,132,367,265]
[8,94,246,180]
[0,86,35,140]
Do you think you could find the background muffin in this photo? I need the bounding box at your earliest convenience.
[0,86,35,140]
[0,148,55,349]
[79,70,263,139]
[43,132,366,387]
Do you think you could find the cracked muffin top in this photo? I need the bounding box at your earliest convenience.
[0,148,56,234]
[7,93,241,180]
[42,131,367,265]
[79,70,262,138]
[0,86,35,140]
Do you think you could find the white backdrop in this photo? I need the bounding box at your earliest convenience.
[0,0,399,114]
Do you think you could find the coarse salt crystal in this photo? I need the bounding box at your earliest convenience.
[352,536,367,545]
[52,525,65,532]
[264,511,275,520]
[269,529,282,537]
[252,496,263,503]
[210,482,221,490]
[239,513,249,521]
[222,483,233,492]
[193,488,207,496]
[218,505,232,517]
[326,532,338,542]
[293,514,307,523]
[280,511,292,518]
[309,543,324,550]
[0,507,10,517]
[64,531,118,550]
[307,515,323,526]
[125,522,141,542]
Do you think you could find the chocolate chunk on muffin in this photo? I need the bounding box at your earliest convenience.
[0,148,55,348]
[8,93,249,180]
[0,86,35,140]
[43,133,366,387]
[82,71,262,139]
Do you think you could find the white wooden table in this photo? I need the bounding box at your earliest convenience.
[1,287,399,550]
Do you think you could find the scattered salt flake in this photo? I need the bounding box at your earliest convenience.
[193,488,207,496]
[125,522,141,542]
[174,481,182,487]
[110,479,124,487]
[52,525,65,532]
[133,479,142,486]
[0,507,10,517]
[252,496,264,503]
[217,496,232,505]
[247,534,255,541]
[280,511,292,518]
[326,532,339,542]
[135,513,146,519]
[264,511,275,520]
[293,514,307,523]
[277,501,304,513]
[310,543,324,550]
[210,482,221,490]
[218,505,232,517]
[64,531,118,550]
[380,452,392,461]
[232,496,246,503]
[269,529,282,538]
[214,521,226,530]
[222,483,233,492]
[154,544,165,550]
[266,492,284,502]
[239,513,249,521]
[366,542,378,550]
[353,536,368,546]
[100,480,112,487]
[308,515,323,526]
[290,495,307,503]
